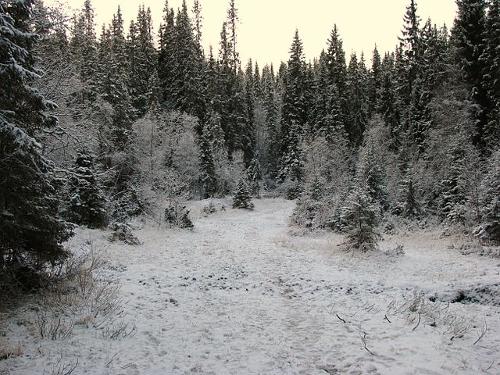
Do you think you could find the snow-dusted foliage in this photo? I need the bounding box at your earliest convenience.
[341,186,381,251]
[1,0,73,292]
[164,200,194,229]
[134,111,200,201]
[291,136,352,231]
[232,177,254,209]
[66,149,107,228]
[475,149,500,244]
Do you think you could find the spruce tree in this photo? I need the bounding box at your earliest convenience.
[69,0,98,102]
[452,0,489,151]
[279,30,308,189]
[481,0,500,152]
[232,177,254,209]
[342,187,381,252]
[158,1,176,106]
[199,117,218,199]
[242,59,257,166]
[172,1,205,119]
[127,5,156,117]
[0,0,72,278]
[395,176,421,218]
[324,25,349,134]
[246,157,261,197]
[399,0,421,103]
[311,52,346,143]
[379,53,402,150]
[261,64,280,178]
[67,149,107,228]
[346,53,369,147]
[477,149,500,243]
[369,45,382,116]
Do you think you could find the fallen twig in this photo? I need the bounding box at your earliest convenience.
[474,319,488,346]
[412,312,421,331]
[336,314,346,324]
[361,332,375,356]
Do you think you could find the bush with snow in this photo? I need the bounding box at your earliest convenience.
[109,223,141,245]
[164,200,194,229]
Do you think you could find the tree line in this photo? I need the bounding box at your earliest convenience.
[0,0,498,290]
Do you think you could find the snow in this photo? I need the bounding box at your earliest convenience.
[1,198,500,375]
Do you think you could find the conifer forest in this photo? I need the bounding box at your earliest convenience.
[0,0,499,373]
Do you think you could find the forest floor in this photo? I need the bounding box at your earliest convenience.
[1,198,500,375]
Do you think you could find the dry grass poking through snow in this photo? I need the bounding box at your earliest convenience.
[0,242,135,375]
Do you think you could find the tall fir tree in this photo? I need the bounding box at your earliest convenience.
[346,53,369,147]
[279,30,308,186]
[480,0,500,152]
[127,5,156,117]
[369,45,382,116]
[158,1,176,107]
[67,149,107,228]
[69,0,98,103]
[452,0,489,151]
[1,0,72,277]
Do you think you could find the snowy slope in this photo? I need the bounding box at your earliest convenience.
[1,198,499,375]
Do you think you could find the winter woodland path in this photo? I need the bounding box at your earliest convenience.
[2,198,500,375]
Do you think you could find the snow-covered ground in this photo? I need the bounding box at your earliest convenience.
[1,198,499,375]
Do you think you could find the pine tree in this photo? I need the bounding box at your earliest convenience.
[342,187,381,252]
[261,64,280,178]
[346,53,369,147]
[217,21,246,159]
[1,0,72,278]
[242,59,257,166]
[192,0,203,47]
[158,1,176,105]
[439,145,469,223]
[69,0,98,102]
[171,1,205,119]
[127,5,156,117]
[395,175,421,218]
[452,0,489,151]
[379,53,402,150]
[477,149,500,243]
[324,25,348,137]
[279,30,308,188]
[226,0,240,72]
[311,52,346,143]
[481,0,500,152]
[369,45,382,116]
[246,157,261,196]
[356,136,388,210]
[199,117,218,199]
[399,0,421,102]
[232,177,254,209]
[67,149,107,228]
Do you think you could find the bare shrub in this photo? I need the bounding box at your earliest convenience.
[35,312,74,340]
[30,244,125,341]
[49,356,79,375]
[102,321,136,340]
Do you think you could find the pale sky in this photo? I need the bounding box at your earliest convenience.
[46,0,457,67]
